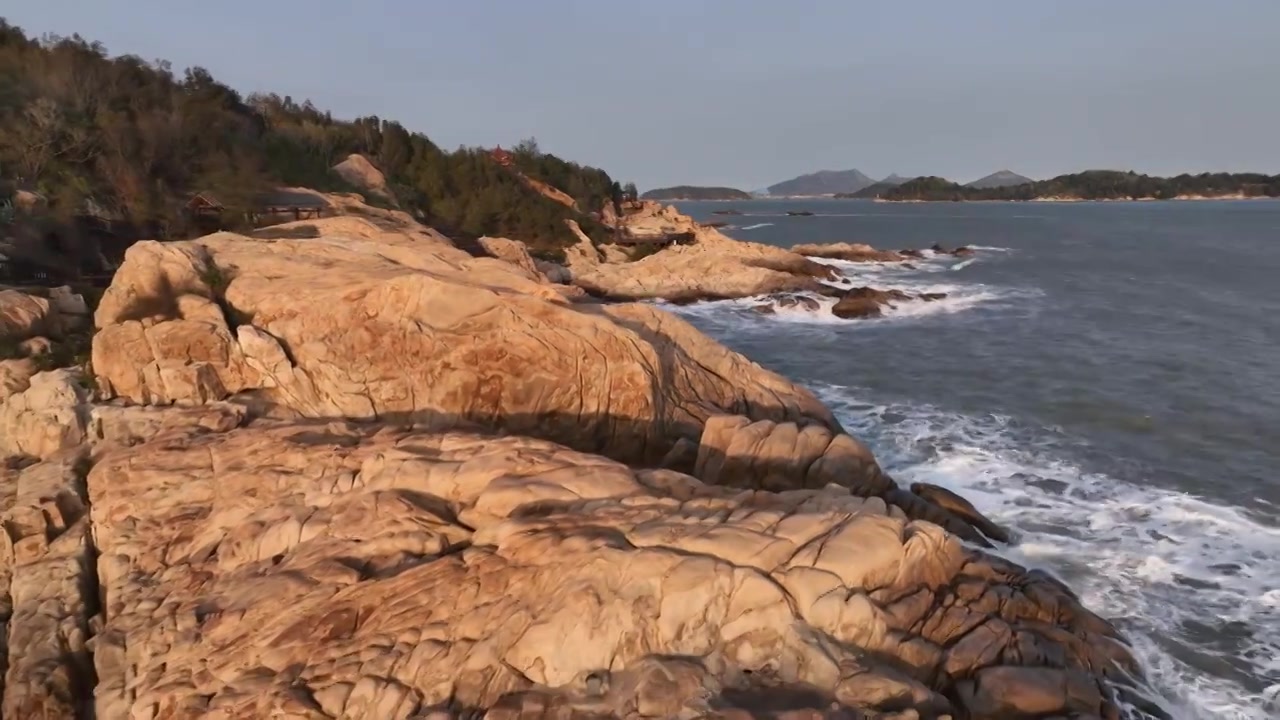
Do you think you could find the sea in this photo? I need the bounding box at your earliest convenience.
[668,198,1280,720]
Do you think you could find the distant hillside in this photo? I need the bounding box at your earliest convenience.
[834,173,918,199]
[882,171,1280,202]
[0,20,632,264]
[835,181,901,199]
[767,169,875,196]
[641,185,752,201]
[966,170,1033,189]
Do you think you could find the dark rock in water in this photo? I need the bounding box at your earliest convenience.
[928,243,975,257]
[831,286,902,319]
[831,297,882,319]
[786,210,815,216]
[711,209,743,215]
[910,481,1012,544]
[753,293,821,314]
[900,248,926,259]
[903,263,918,269]
[703,221,729,228]
[832,286,947,319]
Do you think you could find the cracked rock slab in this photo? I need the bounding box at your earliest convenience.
[83,420,1148,719]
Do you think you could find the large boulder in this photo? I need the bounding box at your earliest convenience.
[0,289,59,341]
[80,418,1147,720]
[477,236,545,281]
[331,153,395,206]
[89,217,838,466]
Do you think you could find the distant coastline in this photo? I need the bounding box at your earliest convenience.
[641,185,752,201]
[878,171,1280,203]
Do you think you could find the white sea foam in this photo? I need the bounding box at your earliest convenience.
[739,222,774,230]
[815,384,1280,720]
[662,248,1028,327]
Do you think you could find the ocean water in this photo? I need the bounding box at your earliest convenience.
[671,198,1280,719]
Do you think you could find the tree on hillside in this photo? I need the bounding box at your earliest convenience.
[623,182,638,201]
[0,17,628,259]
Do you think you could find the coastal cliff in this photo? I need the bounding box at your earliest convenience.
[0,192,1165,718]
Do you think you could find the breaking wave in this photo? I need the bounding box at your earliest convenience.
[815,384,1280,720]
[661,247,1029,328]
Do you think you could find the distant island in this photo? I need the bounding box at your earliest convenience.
[641,185,752,201]
[767,169,876,196]
[834,173,917,199]
[881,171,1280,202]
[966,170,1033,189]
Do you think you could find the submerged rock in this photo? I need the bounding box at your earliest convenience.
[930,243,975,257]
[752,293,822,314]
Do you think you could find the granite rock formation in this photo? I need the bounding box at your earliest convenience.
[0,208,1161,719]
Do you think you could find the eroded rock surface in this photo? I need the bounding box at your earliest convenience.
[568,202,838,302]
[1,450,96,719]
[89,218,836,466]
[0,204,1162,718]
[76,418,1144,719]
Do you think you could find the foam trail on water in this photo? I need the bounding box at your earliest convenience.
[739,222,774,230]
[661,248,1032,327]
[814,383,1280,720]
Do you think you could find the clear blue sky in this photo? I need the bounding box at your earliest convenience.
[5,1,1278,190]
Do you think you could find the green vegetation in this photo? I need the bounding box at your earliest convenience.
[0,19,632,259]
[882,171,1280,202]
[640,185,752,201]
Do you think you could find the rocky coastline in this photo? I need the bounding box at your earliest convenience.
[0,191,1164,718]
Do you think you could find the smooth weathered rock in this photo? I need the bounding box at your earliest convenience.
[568,202,839,302]
[692,416,1008,545]
[331,153,395,205]
[90,218,837,466]
[478,236,546,282]
[792,242,906,263]
[0,289,58,340]
[81,420,1142,719]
